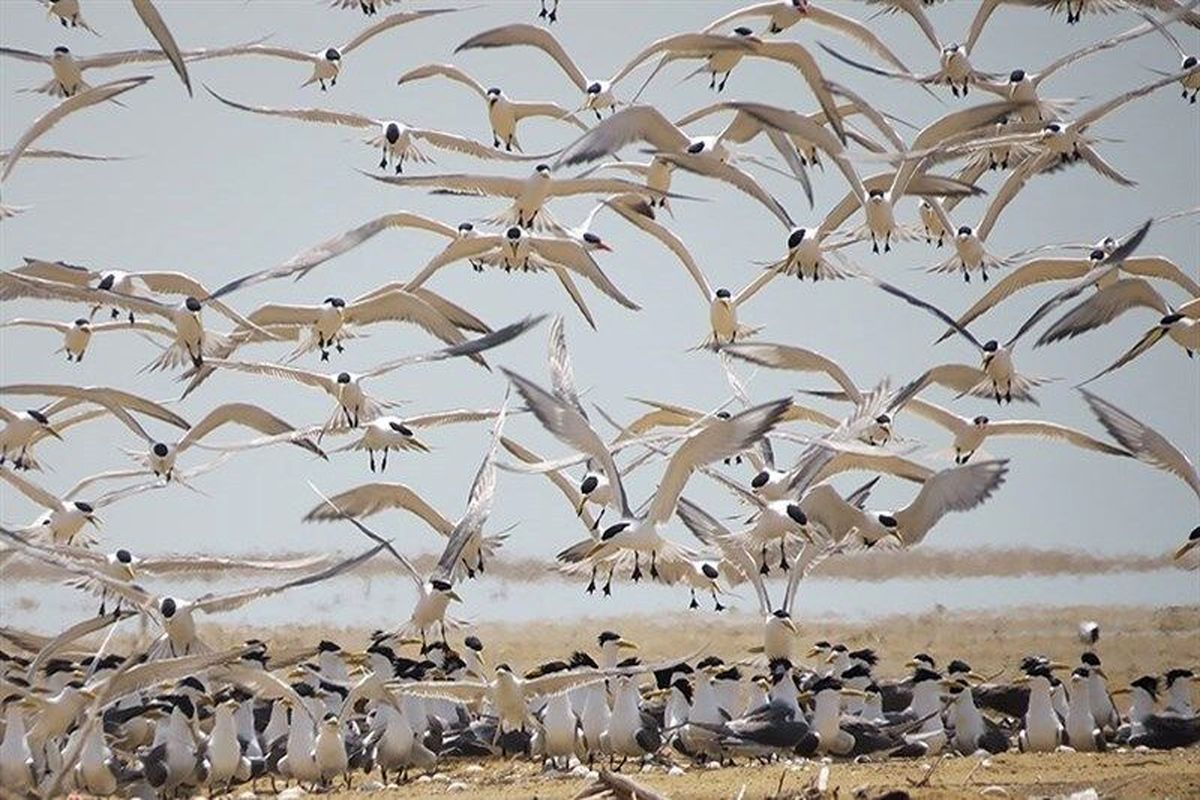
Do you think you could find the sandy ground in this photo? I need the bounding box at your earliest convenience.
[155,604,1200,800]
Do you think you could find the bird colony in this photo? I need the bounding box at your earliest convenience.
[0,0,1198,796]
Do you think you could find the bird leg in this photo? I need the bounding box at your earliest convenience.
[319,79,327,91]
[369,450,376,472]
[477,551,485,573]
[493,134,501,148]
[649,550,659,580]
[689,589,699,610]
[631,554,643,582]
[778,540,789,571]
[603,565,614,596]
[379,147,388,170]
[759,544,770,576]
[586,565,597,594]
[712,590,725,612]
[381,448,389,471]
[110,307,120,319]
[539,0,548,18]
[718,72,731,91]
[709,72,717,89]
[395,155,405,174]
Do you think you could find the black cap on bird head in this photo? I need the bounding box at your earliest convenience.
[875,414,891,424]
[1184,55,1198,69]
[505,226,522,240]
[772,609,791,619]
[947,658,972,675]
[686,140,707,154]
[74,318,89,327]
[1089,248,1105,260]
[389,421,413,436]
[73,501,94,513]
[1080,651,1101,667]
[671,677,694,702]
[809,675,843,694]
[317,640,341,654]
[982,340,999,352]
[463,635,483,652]
[786,504,808,525]
[1165,668,1194,684]
[325,47,341,61]
[53,46,70,55]
[868,188,885,199]
[160,597,177,617]
[336,372,352,384]
[1044,122,1062,133]
[598,631,621,646]
[97,274,116,290]
[849,648,878,666]
[877,514,898,528]
[973,415,989,425]
[1160,312,1184,325]
[1009,69,1026,82]
[115,549,133,563]
[841,663,871,680]
[586,81,602,94]
[486,87,501,97]
[27,408,51,424]
[184,297,202,312]
[430,579,453,592]
[153,442,170,457]
[535,163,551,173]
[788,228,807,248]
[911,652,935,667]
[458,221,474,232]
[701,562,719,580]
[1131,674,1159,697]
[385,122,401,144]
[715,411,731,419]
[601,521,631,541]
[715,287,732,299]
[957,225,973,237]
[324,296,346,307]
[579,474,599,494]
[733,26,753,36]
[751,470,771,488]
[912,666,942,683]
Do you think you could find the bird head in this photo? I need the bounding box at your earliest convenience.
[770,609,797,634]
[384,122,401,144]
[336,372,352,384]
[877,513,898,530]
[153,442,170,458]
[972,415,989,426]
[1129,674,1159,699]
[1175,526,1200,559]
[505,226,523,241]
[715,287,732,300]
[586,81,602,95]
[579,474,600,495]
[1159,312,1185,326]
[388,421,413,436]
[486,87,502,103]
[787,228,808,249]
[323,296,346,308]
[733,26,754,37]
[1184,56,1198,70]
[700,562,719,580]
[97,273,116,290]
[53,46,70,56]
[184,296,202,313]
[457,221,475,235]
[1009,69,1026,83]
[751,470,771,489]
[582,231,612,252]
[686,139,707,154]
[982,340,999,353]
[867,188,885,202]
[786,504,807,526]
[160,597,178,618]
[600,521,631,541]
[114,548,137,578]
[1089,248,1106,261]
[324,47,341,62]
[535,163,552,175]
[957,225,974,238]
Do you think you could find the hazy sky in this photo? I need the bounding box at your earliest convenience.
[1,2,1197,615]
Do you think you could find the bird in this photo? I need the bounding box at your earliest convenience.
[396,63,587,151]
[39,0,97,33]
[183,9,458,91]
[873,279,1054,405]
[364,163,662,233]
[506,363,791,586]
[320,408,504,472]
[964,0,1200,47]
[896,397,1130,464]
[401,225,638,327]
[204,87,545,174]
[1080,389,1199,502]
[0,317,174,362]
[1,76,151,181]
[554,105,800,225]
[0,43,199,98]
[0,466,160,546]
[130,0,193,96]
[191,317,539,427]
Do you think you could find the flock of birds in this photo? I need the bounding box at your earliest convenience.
[1,0,1199,796]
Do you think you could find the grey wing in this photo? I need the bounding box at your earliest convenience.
[894,460,1009,546]
[363,315,542,378]
[554,105,691,168]
[1080,389,1200,498]
[1036,279,1169,347]
[130,0,191,96]
[2,77,152,181]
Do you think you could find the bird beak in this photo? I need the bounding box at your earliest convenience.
[447,590,463,603]
[575,498,588,516]
[796,690,813,702]
[1013,675,1030,684]
[824,652,838,664]
[344,651,370,666]
[87,515,103,529]
[903,659,920,669]
[617,639,639,651]
[841,688,868,698]
[122,564,136,580]
[1048,662,1070,671]
[1110,687,1130,696]
[396,636,423,648]
[782,618,797,635]
[1175,539,1200,560]
[805,647,822,658]
[595,243,613,252]
[44,425,64,441]
[1095,668,1109,680]
[968,671,987,682]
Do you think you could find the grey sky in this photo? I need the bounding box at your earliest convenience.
[0,0,1197,613]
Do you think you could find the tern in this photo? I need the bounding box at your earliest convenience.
[453,23,658,118]
[131,0,193,96]
[0,467,158,546]
[1080,389,1200,506]
[1147,12,1200,102]
[365,163,661,232]
[321,408,503,472]
[1,77,151,181]
[401,225,638,326]
[553,105,795,227]
[0,401,118,470]
[223,291,477,363]
[204,87,544,173]
[396,63,586,150]
[965,0,1200,44]
[0,317,174,362]
[103,401,323,482]
[1064,667,1106,752]
[0,271,249,371]
[39,0,97,33]
[507,366,791,586]
[0,43,215,98]
[1015,663,1066,752]
[898,397,1130,464]
[628,30,845,140]
[184,10,457,91]
[194,317,539,427]
[873,279,1055,405]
